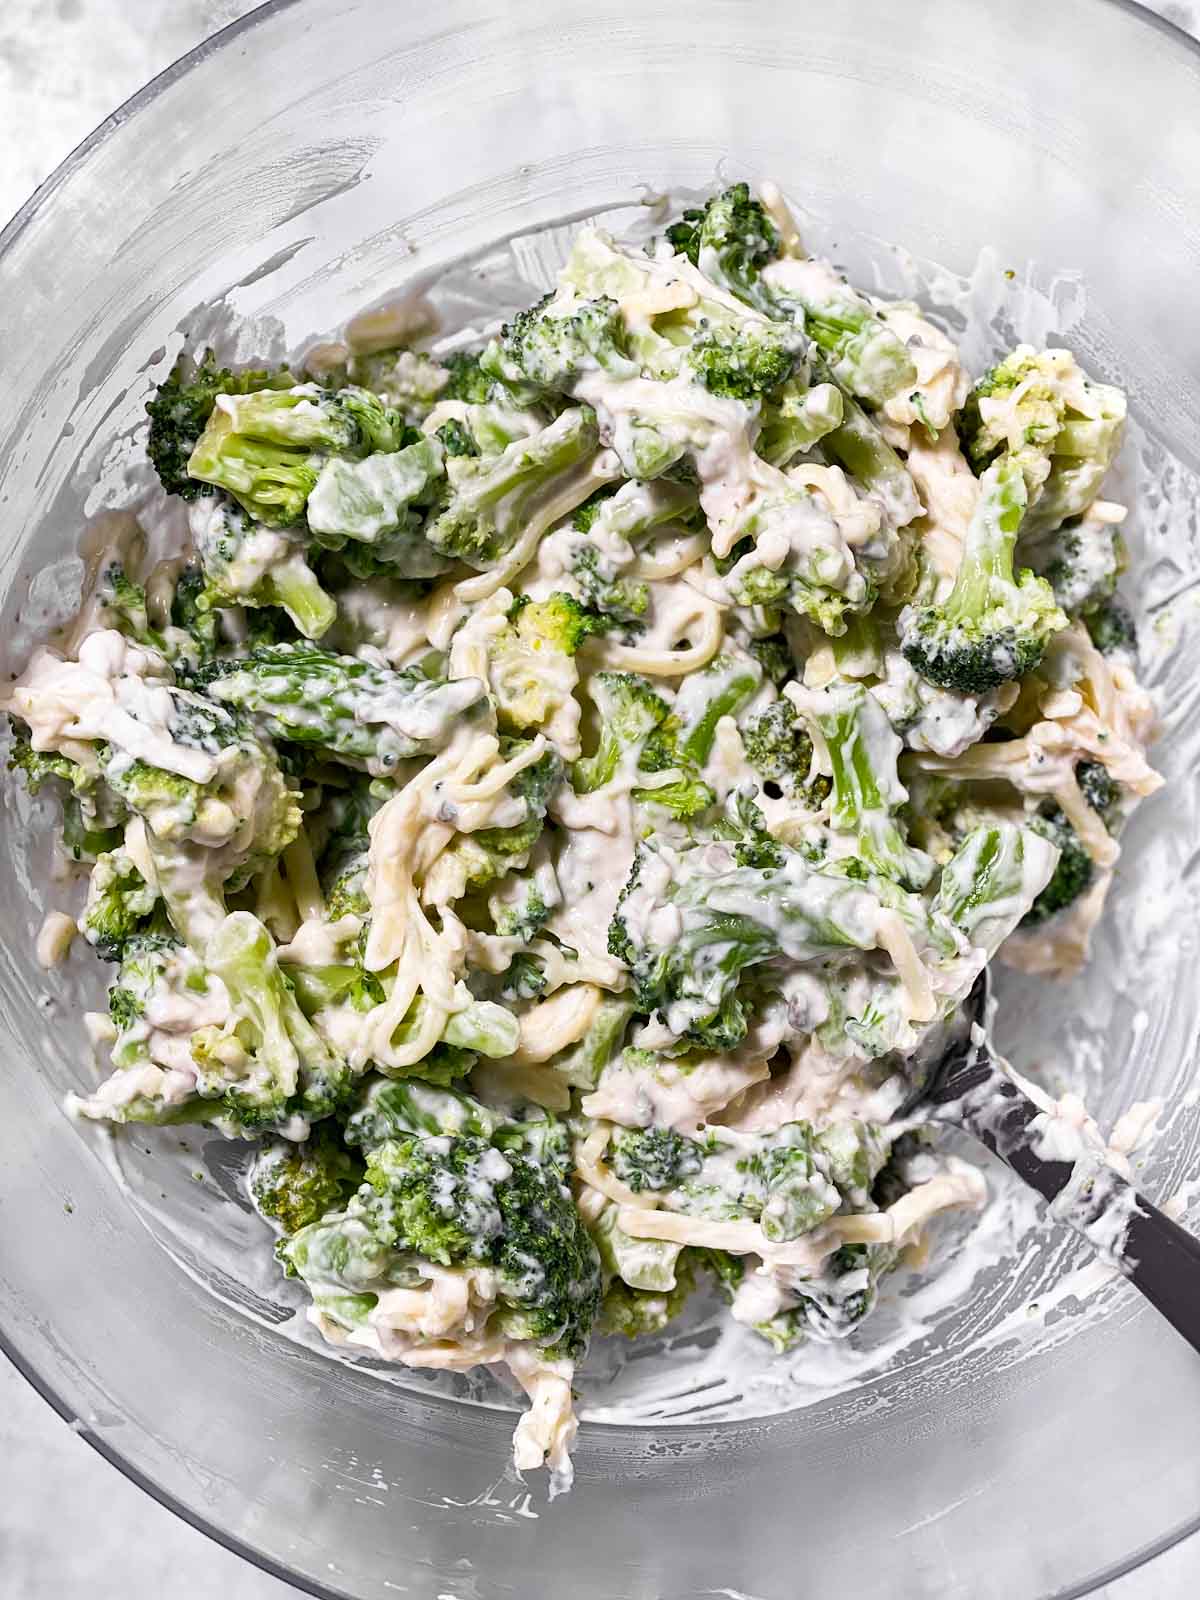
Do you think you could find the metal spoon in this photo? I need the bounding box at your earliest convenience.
[902,972,1200,1353]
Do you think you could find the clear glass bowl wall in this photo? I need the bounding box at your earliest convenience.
[2,2,1200,1596]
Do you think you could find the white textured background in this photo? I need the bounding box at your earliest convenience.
[1,2,1198,1596]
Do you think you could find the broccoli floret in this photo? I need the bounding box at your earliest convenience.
[959,346,1126,536]
[609,1126,702,1192]
[573,671,673,793]
[1021,809,1093,927]
[145,353,295,500]
[489,294,638,391]
[425,406,604,570]
[925,822,1060,962]
[633,774,716,820]
[815,370,923,536]
[442,351,494,404]
[310,778,381,926]
[204,643,488,776]
[250,1125,365,1234]
[343,1077,498,1151]
[666,184,917,406]
[206,383,405,455]
[563,478,701,627]
[612,1120,880,1243]
[294,1121,602,1358]
[899,459,1066,693]
[609,832,933,1051]
[667,652,764,769]
[193,911,353,1132]
[80,849,160,961]
[73,920,353,1139]
[347,348,449,422]
[169,563,220,661]
[665,182,782,308]
[485,847,559,943]
[496,951,550,1002]
[1085,595,1138,659]
[713,478,876,635]
[691,1246,745,1298]
[710,788,784,869]
[188,497,337,640]
[7,721,82,795]
[304,436,447,581]
[797,681,932,888]
[750,1243,882,1350]
[741,698,827,804]
[186,384,404,526]
[6,721,124,860]
[104,933,182,1038]
[1077,759,1118,821]
[493,735,564,828]
[572,487,611,536]
[96,562,164,652]
[687,324,801,401]
[444,744,563,890]
[93,691,300,942]
[435,419,480,458]
[569,540,649,626]
[1039,513,1124,618]
[757,378,844,468]
[525,589,613,652]
[598,1272,695,1339]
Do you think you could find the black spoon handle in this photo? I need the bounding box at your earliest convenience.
[928,1040,1200,1357]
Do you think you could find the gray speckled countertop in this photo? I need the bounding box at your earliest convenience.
[1,3,1198,1596]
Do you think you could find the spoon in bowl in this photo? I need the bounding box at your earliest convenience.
[901,972,1200,1353]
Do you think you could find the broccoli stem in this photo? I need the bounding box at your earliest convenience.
[944,457,1027,624]
[259,550,339,639]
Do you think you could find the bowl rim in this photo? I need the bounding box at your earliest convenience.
[1,0,1198,1595]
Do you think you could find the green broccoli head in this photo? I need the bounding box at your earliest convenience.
[81,849,161,962]
[1085,595,1138,659]
[573,671,672,793]
[347,348,449,423]
[1039,514,1124,618]
[186,384,404,526]
[6,720,120,863]
[442,351,495,404]
[959,345,1126,535]
[145,352,295,500]
[687,323,802,400]
[1076,759,1119,821]
[347,1127,602,1357]
[343,1077,499,1151]
[665,182,782,308]
[169,563,221,660]
[424,405,603,570]
[709,788,785,869]
[609,1126,703,1192]
[435,419,480,458]
[490,294,639,392]
[597,1257,695,1338]
[740,698,828,806]
[1021,808,1094,927]
[900,458,1066,692]
[189,497,337,639]
[105,932,182,1038]
[250,1124,365,1234]
[196,911,353,1134]
[568,539,650,627]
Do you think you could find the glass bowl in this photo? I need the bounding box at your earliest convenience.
[3,2,1200,1595]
